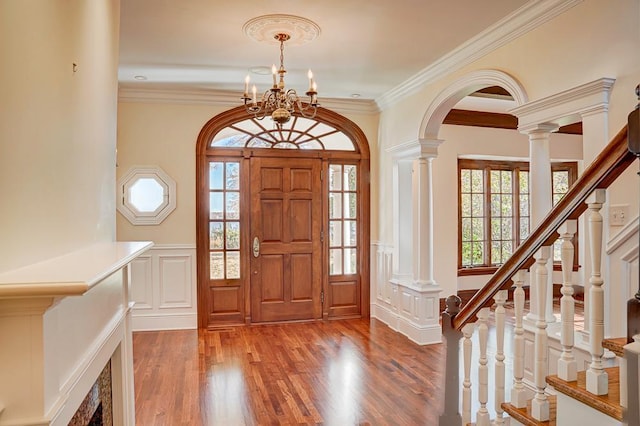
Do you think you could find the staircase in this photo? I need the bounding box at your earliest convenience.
[440,125,640,425]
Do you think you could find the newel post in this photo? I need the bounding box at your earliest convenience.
[439,295,463,426]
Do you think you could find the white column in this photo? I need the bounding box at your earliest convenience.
[412,139,443,288]
[586,189,608,395]
[392,159,414,282]
[531,246,551,422]
[558,220,578,382]
[522,124,558,324]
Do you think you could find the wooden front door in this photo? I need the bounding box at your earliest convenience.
[249,157,322,322]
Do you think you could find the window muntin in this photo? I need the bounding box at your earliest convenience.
[209,161,241,280]
[211,116,355,151]
[329,164,358,275]
[459,160,577,271]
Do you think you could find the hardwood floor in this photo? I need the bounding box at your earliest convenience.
[133,319,446,425]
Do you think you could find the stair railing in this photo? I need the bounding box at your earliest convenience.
[440,125,634,425]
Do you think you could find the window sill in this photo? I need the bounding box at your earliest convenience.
[458,263,580,277]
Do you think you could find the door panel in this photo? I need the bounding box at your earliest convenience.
[290,199,312,241]
[290,253,313,300]
[260,254,285,303]
[250,157,322,322]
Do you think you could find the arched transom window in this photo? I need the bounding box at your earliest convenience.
[211,116,356,151]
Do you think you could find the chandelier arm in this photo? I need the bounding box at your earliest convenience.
[296,98,318,115]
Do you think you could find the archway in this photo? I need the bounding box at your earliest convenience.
[419,69,529,140]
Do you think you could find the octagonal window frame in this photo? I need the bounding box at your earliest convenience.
[117,166,177,225]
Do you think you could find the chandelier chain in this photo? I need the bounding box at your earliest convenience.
[280,39,285,71]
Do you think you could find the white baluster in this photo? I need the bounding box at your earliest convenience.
[558,220,578,381]
[462,323,474,426]
[510,270,528,408]
[586,189,608,395]
[531,247,550,421]
[494,290,508,425]
[476,307,491,426]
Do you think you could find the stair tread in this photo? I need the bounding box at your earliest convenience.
[602,337,627,357]
[501,395,556,426]
[546,366,622,421]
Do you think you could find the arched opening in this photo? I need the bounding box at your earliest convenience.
[196,106,370,327]
[392,70,530,307]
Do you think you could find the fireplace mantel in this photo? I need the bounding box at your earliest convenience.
[0,241,152,426]
[0,242,152,298]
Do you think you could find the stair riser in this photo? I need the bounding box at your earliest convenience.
[556,393,623,426]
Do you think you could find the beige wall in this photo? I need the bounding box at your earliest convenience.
[116,101,380,244]
[376,0,640,297]
[0,0,120,272]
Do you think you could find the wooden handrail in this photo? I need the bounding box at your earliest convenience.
[453,126,634,330]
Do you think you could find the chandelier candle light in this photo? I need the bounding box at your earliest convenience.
[242,33,319,126]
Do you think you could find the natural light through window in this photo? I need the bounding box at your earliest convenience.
[329,164,358,275]
[211,116,355,151]
[458,160,577,271]
[209,161,241,280]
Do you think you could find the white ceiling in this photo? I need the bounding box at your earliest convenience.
[118,0,530,102]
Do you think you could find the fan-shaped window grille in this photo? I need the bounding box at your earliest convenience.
[211,116,356,151]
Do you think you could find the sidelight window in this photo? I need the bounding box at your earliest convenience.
[209,161,241,280]
[329,164,358,275]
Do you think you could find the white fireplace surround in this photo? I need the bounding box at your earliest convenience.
[0,241,152,426]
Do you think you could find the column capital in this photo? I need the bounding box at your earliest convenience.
[418,138,444,158]
[518,122,559,135]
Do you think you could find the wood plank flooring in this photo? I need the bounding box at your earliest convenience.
[133,319,446,425]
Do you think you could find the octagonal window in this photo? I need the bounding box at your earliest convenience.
[128,178,165,213]
[117,166,176,225]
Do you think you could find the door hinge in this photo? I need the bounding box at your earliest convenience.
[320,290,325,304]
[320,230,324,242]
[320,170,323,181]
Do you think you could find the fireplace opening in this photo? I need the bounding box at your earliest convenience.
[88,403,102,426]
[69,361,113,426]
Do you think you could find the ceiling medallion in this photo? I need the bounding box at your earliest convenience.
[241,15,321,127]
[242,14,321,47]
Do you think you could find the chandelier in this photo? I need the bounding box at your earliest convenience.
[241,33,318,126]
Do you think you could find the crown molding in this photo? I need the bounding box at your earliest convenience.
[118,87,242,107]
[375,0,583,110]
[118,87,379,115]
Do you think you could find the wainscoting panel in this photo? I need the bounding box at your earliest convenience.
[130,244,197,331]
[130,254,153,310]
[158,254,193,309]
[370,242,442,345]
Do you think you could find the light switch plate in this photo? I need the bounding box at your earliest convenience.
[610,204,629,226]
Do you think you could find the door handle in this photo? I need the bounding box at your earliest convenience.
[253,236,260,258]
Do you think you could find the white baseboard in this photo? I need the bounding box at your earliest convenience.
[132,313,197,331]
[372,303,442,345]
